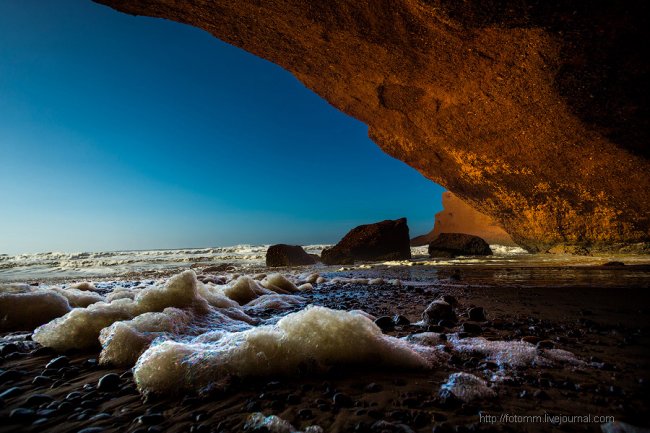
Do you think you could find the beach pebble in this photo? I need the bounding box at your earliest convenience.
[0,343,19,356]
[422,300,456,325]
[374,316,395,331]
[462,322,482,334]
[332,392,353,407]
[468,307,486,321]
[78,428,106,433]
[0,386,24,399]
[10,407,36,421]
[25,394,54,406]
[370,420,415,433]
[97,373,120,391]
[0,369,25,382]
[137,414,165,425]
[393,314,410,326]
[32,375,53,386]
[366,383,382,393]
[45,356,69,370]
[441,295,457,306]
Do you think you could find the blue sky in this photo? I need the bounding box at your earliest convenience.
[0,0,444,254]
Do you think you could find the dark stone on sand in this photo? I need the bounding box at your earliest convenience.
[286,394,300,404]
[521,336,541,344]
[333,392,353,407]
[45,356,69,370]
[32,376,53,386]
[422,300,456,325]
[1,343,19,356]
[97,373,120,391]
[534,390,550,400]
[536,340,555,349]
[36,408,56,417]
[10,407,36,421]
[371,420,415,433]
[462,322,482,334]
[366,383,382,393]
[468,307,486,321]
[25,394,54,406]
[65,391,82,401]
[89,413,111,421]
[374,316,395,331]
[266,244,316,267]
[428,233,493,258]
[393,314,410,326]
[0,369,25,382]
[137,414,165,425]
[441,295,458,306]
[57,401,74,412]
[78,428,106,433]
[321,218,411,265]
[0,386,24,399]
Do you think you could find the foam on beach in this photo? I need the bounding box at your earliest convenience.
[0,289,71,332]
[133,306,431,395]
[440,372,496,402]
[32,271,208,351]
[448,336,584,369]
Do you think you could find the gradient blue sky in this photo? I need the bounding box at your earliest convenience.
[0,0,444,254]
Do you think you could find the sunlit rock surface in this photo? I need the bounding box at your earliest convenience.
[96,0,650,253]
[412,192,515,247]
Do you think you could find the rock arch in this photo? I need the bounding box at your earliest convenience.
[96,0,650,252]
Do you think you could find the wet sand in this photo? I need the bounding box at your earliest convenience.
[1,265,649,433]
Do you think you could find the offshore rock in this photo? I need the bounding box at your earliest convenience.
[96,0,650,253]
[321,218,411,265]
[428,233,493,258]
[266,244,316,267]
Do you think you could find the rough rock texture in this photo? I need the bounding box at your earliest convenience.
[266,244,316,267]
[412,191,515,247]
[321,218,411,265]
[428,233,493,258]
[96,0,650,252]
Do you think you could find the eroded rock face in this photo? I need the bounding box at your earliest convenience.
[96,0,650,252]
[412,192,515,247]
[321,218,411,265]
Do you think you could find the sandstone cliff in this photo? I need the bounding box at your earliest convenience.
[412,192,516,247]
[96,0,650,252]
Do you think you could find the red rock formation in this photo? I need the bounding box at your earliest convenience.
[96,0,650,253]
[412,192,516,246]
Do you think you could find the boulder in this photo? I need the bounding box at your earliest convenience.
[422,300,456,325]
[265,244,316,267]
[321,218,411,265]
[428,233,493,258]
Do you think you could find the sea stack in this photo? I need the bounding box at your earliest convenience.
[321,218,411,265]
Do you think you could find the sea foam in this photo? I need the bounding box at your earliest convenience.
[133,305,431,395]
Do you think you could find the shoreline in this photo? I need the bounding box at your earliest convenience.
[1,265,649,432]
